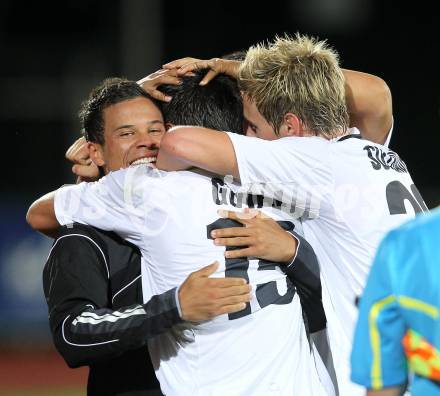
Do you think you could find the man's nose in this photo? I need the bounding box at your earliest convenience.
[135,131,159,149]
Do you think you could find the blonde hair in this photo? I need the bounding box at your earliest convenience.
[238,34,348,138]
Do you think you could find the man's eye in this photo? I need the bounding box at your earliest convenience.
[149,129,164,135]
[250,124,258,132]
[120,131,134,137]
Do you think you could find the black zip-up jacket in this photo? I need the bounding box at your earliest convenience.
[43,224,175,395]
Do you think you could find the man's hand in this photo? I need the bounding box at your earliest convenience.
[178,262,251,321]
[210,209,297,264]
[163,57,240,86]
[65,137,99,182]
[137,68,183,102]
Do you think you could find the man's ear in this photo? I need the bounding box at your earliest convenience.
[165,122,174,131]
[88,142,105,167]
[279,113,302,137]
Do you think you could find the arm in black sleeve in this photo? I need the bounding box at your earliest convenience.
[282,229,326,333]
[43,234,182,368]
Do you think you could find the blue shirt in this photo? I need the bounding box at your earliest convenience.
[351,207,440,395]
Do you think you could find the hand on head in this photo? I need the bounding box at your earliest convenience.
[163,57,240,86]
[137,68,184,102]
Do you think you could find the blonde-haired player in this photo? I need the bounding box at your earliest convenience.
[157,33,426,395]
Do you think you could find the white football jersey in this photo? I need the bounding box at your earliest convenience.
[226,131,426,396]
[55,166,328,396]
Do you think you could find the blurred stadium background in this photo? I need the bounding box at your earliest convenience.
[1,0,439,394]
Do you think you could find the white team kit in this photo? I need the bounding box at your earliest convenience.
[54,166,329,395]
[226,130,427,396]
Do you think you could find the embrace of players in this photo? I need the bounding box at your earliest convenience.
[26,33,431,396]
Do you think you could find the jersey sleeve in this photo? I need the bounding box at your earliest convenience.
[283,229,326,333]
[54,166,154,247]
[44,229,181,368]
[350,231,408,389]
[226,133,333,219]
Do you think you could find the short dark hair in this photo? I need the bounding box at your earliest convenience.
[79,77,158,144]
[159,70,244,134]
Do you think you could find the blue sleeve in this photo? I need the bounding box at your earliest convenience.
[350,232,408,389]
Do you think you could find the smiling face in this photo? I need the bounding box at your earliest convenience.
[90,97,166,174]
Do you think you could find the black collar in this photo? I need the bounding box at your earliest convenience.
[337,134,363,142]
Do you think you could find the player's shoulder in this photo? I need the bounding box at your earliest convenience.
[394,208,440,238]
[276,136,331,164]
[56,222,133,248]
[282,135,329,148]
[332,130,410,174]
[383,209,440,252]
[47,224,107,265]
[103,164,167,185]
[53,223,109,250]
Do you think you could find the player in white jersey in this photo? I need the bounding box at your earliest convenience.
[154,34,427,396]
[54,166,326,396]
[30,73,328,395]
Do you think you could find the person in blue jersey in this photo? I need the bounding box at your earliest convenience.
[351,208,440,396]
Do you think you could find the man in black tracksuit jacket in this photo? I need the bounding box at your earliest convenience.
[44,223,166,395]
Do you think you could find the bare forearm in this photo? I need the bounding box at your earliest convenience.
[157,126,239,178]
[26,191,60,237]
[343,69,392,144]
[155,144,194,172]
